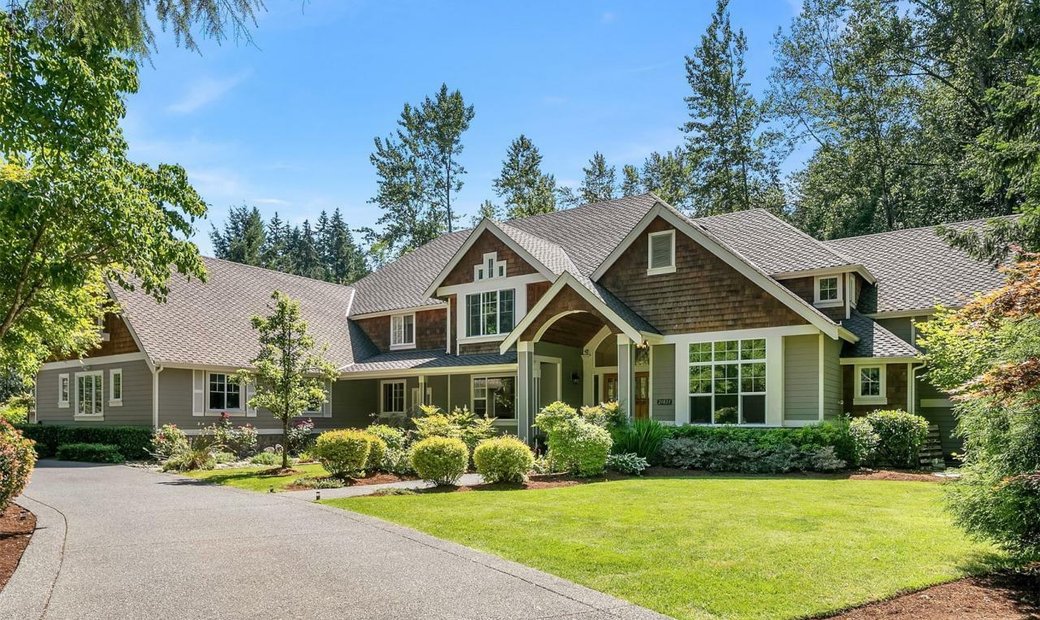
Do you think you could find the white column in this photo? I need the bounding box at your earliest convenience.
[581,350,594,406]
[517,341,534,442]
[617,335,634,419]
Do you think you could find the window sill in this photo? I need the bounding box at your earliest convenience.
[853,397,888,406]
[646,266,676,276]
[380,411,406,417]
[108,400,122,407]
[459,334,507,345]
[491,418,517,425]
[74,414,104,420]
[58,403,70,409]
[814,300,843,308]
[389,343,416,351]
[204,410,246,417]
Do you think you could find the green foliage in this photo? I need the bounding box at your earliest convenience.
[409,436,469,486]
[535,402,612,477]
[313,429,372,479]
[285,418,315,456]
[151,424,189,461]
[859,410,929,469]
[640,149,695,210]
[238,291,338,469]
[366,424,406,451]
[365,434,388,473]
[660,423,853,473]
[494,134,557,219]
[849,417,880,468]
[579,152,617,204]
[0,420,36,510]
[578,401,625,430]
[0,394,31,425]
[611,419,669,463]
[54,442,123,463]
[413,406,495,455]
[666,420,858,465]
[606,452,650,476]
[17,424,152,459]
[250,450,281,466]
[366,423,412,474]
[161,444,216,472]
[200,415,258,458]
[472,436,534,484]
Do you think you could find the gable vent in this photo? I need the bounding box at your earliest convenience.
[648,230,675,274]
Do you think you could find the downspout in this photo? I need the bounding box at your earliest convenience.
[152,365,164,429]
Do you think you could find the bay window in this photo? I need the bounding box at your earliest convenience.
[689,338,767,425]
[465,289,514,337]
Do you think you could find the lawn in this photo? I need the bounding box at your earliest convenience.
[328,476,1003,620]
[182,463,328,492]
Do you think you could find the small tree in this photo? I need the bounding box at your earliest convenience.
[239,292,337,470]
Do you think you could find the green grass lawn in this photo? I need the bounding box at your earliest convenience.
[328,477,1003,620]
[183,463,329,492]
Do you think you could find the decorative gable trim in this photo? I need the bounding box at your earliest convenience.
[590,200,856,343]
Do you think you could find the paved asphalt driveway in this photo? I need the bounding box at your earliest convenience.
[1,462,667,620]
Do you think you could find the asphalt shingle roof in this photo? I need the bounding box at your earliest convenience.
[340,349,517,373]
[825,219,1007,313]
[840,311,920,358]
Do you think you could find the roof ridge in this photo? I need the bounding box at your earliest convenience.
[754,210,860,265]
[202,255,356,291]
[824,215,1017,244]
[501,192,657,226]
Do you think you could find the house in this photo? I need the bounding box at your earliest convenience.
[33,194,1005,454]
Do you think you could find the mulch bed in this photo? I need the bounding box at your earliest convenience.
[827,570,1040,619]
[847,469,947,482]
[0,503,35,592]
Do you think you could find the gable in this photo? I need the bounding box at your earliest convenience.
[599,217,808,334]
[51,313,140,361]
[439,229,539,288]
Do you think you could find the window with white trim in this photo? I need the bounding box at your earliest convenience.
[390,313,415,349]
[109,368,123,406]
[814,275,842,306]
[474,252,507,281]
[647,230,676,275]
[688,339,767,425]
[855,365,887,405]
[381,380,406,414]
[465,289,515,337]
[58,374,70,408]
[472,376,516,420]
[75,371,103,417]
[208,373,241,411]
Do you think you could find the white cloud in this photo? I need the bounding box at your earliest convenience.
[167,70,251,115]
[252,197,290,206]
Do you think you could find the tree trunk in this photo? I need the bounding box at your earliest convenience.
[282,416,290,470]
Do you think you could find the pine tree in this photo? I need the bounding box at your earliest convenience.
[621,165,642,197]
[325,209,369,284]
[315,210,332,280]
[579,152,617,204]
[210,205,266,265]
[493,134,557,219]
[287,221,322,280]
[261,212,290,270]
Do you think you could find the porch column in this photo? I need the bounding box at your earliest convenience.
[581,349,594,407]
[617,334,634,418]
[517,341,534,442]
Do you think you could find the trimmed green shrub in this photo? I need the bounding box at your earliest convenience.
[860,410,929,468]
[16,424,152,459]
[535,402,613,477]
[0,395,31,425]
[55,442,125,463]
[365,433,388,473]
[286,418,315,456]
[367,424,406,451]
[473,436,534,483]
[659,437,845,473]
[151,424,189,461]
[410,436,468,486]
[313,429,372,478]
[0,420,37,510]
[579,401,626,430]
[607,452,649,475]
[612,418,669,463]
[413,406,495,455]
[849,417,880,467]
[250,450,281,466]
[665,420,858,467]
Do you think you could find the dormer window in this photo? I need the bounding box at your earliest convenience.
[475,252,507,281]
[390,313,415,350]
[647,230,676,276]
[814,275,842,307]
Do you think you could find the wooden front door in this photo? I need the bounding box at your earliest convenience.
[603,373,618,403]
[634,372,650,420]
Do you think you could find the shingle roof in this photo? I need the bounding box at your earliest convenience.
[840,311,920,358]
[825,219,1007,313]
[340,349,517,373]
[496,222,578,276]
[350,231,468,315]
[113,257,368,368]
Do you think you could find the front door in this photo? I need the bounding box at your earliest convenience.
[603,373,618,403]
[634,372,650,420]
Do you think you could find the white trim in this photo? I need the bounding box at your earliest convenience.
[108,368,123,407]
[853,364,887,406]
[471,373,518,425]
[590,201,850,342]
[773,264,876,285]
[350,303,447,320]
[205,371,244,414]
[646,229,676,276]
[840,356,921,365]
[457,284,524,344]
[389,313,416,351]
[152,366,163,429]
[40,351,148,371]
[73,370,104,419]
[340,363,517,380]
[184,428,292,436]
[379,379,407,415]
[813,274,843,308]
[57,373,70,408]
[864,309,937,320]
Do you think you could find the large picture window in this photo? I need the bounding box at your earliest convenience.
[465,289,514,337]
[75,371,104,417]
[208,373,241,411]
[472,376,516,420]
[689,339,767,425]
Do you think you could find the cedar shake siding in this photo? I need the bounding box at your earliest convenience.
[842,363,910,416]
[37,358,152,426]
[520,287,619,344]
[440,230,537,287]
[782,275,847,322]
[527,281,551,308]
[599,217,808,334]
[459,341,507,355]
[354,308,447,353]
[52,314,139,361]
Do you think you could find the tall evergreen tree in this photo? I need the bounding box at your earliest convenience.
[684,0,780,216]
[621,164,642,197]
[287,221,322,280]
[493,134,558,219]
[324,209,369,284]
[579,152,617,204]
[262,212,290,270]
[210,205,266,266]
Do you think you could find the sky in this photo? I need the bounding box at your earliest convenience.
[125,0,804,256]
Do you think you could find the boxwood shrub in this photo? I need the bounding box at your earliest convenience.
[16,424,153,460]
[55,442,125,463]
[473,436,534,483]
[410,436,469,486]
[313,429,372,478]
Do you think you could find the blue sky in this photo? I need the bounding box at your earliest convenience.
[125,0,802,256]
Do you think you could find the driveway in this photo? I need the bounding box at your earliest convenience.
[2,462,667,620]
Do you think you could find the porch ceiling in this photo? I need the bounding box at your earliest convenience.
[519,285,621,348]
[538,312,612,348]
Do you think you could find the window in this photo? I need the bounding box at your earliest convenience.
[647,230,676,275]
[474,252,507,281]
[109,369,123,406]
[855,365,887,405]
[689,339,767,425]
[58,374,70,408]
[208,373,241,411]
[75,371,103,418]
[381,380,406,414]
[303,383,330,416]
[390,314,415,349]
[814,275,842,306]
[465,289,515,337]
[472,376,516,420]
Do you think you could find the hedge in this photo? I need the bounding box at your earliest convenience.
[55,443,125,463]
[16,424,153,460]
[665,420,857,466]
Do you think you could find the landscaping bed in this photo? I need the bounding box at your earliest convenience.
[182,462,416,492]
[0,503,35,592]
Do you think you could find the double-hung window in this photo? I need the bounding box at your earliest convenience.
[208,373,241,411]
[465,289,514,338]
[472,376,516,420]
[109,368,123,406]
[381,380,406,414]
[75,371,104,418]
[689,338,767,425]
[855,365,886,405]
[390,314,415,349]
[58,374,70,408]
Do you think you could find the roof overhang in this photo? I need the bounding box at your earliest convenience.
[338,363,517,379]
[772,264,877,285]
[590,200,852,342]
[349,302,448,320]
[421,219,557,299]
[840,356,923,365]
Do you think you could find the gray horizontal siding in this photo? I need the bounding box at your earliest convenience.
[36,358,152,427]
[651,344,675,423]
[824,337,842,420]
[784,335,819,422]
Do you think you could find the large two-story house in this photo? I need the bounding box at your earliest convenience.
[34,194,1005,455]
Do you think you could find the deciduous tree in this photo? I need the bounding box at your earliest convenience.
[579,152,617,204]
[493,134,557,219]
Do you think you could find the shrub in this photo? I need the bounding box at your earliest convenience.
[0,394,31,425]
[201,414,258,458]
[849,417,881,466]
[473,436,534,483]
[863,410,929,469]
[607,452,649,475]
[611,418,669,463]
[313,429,372,478]
[286,418,315,456]
[55,442,125,463]
[0,420,36,510]
[367,424,406,451]
[151,424,189,461]
[579,401,626,430]
[250,450,281,466]
[161,445,215,472]
[413,406,495,455]
[659,436,846,474]
[410,436,468,486]
[535,402,613,477]
[365,433,388,473]
[16,424,152,459]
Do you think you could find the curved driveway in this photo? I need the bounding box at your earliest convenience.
[1,462,667,620]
